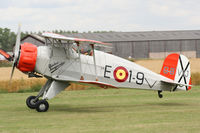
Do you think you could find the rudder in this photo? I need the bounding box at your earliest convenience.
[160,53,191,90]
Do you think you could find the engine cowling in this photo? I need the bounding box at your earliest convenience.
[17,42,37,72]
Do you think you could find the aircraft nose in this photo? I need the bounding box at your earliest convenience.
[17,42,37,72]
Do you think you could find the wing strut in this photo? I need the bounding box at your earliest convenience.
[91,44,98,81]
[77,42,84,80]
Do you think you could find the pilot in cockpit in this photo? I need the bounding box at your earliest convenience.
[71,43,93,56]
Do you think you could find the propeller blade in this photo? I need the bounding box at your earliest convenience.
[9,63,15,83]
[14,24,21,62]
[10,24,21,84]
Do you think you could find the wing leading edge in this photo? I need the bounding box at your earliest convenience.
[42,32,111,47]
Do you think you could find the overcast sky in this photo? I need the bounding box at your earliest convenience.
[0,0,200,33]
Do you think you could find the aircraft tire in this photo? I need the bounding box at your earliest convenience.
[36,100,49,112]
[26,96,38,109]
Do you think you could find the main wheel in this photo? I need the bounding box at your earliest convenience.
[36,100,49,112]
[26,96,38,109]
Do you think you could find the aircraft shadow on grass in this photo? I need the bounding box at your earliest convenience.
[50,102,190,113]
[145,102,189,107]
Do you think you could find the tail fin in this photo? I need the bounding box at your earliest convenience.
[160,53,191,90]
[0,49,12,61]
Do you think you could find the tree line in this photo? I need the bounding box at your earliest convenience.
[0,27,114,51]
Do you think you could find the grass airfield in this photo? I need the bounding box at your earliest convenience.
[0,86,200,133]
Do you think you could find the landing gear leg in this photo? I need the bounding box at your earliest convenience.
[158,90,163,98]
[26,79,70,112]
[26,79,52,110]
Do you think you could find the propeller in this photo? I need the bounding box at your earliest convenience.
[10,24,21,83]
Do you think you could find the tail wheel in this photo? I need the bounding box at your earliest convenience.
[158,90,163,98]
[158,94,163,98]
[26,96,38,109]
[36,100,49,112]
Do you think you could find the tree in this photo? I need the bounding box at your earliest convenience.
[0,28,16,51]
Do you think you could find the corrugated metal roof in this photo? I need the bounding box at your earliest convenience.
[63,30,200,42]
[25,30,200,43]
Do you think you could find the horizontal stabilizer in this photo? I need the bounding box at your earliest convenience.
[161,80,192,87]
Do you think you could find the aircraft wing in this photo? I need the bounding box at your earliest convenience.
[52,75,117,88]
[42,32,111,47]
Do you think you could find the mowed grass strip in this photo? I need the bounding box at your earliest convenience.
[0,86,200,133]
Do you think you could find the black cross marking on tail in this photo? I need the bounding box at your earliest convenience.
[173,56,190,91]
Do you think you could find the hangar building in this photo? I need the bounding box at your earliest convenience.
[21,30,200,59]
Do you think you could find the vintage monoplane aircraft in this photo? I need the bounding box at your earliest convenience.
[9,26,192,112]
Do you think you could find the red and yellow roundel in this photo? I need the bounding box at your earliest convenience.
[113,66,128,82]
